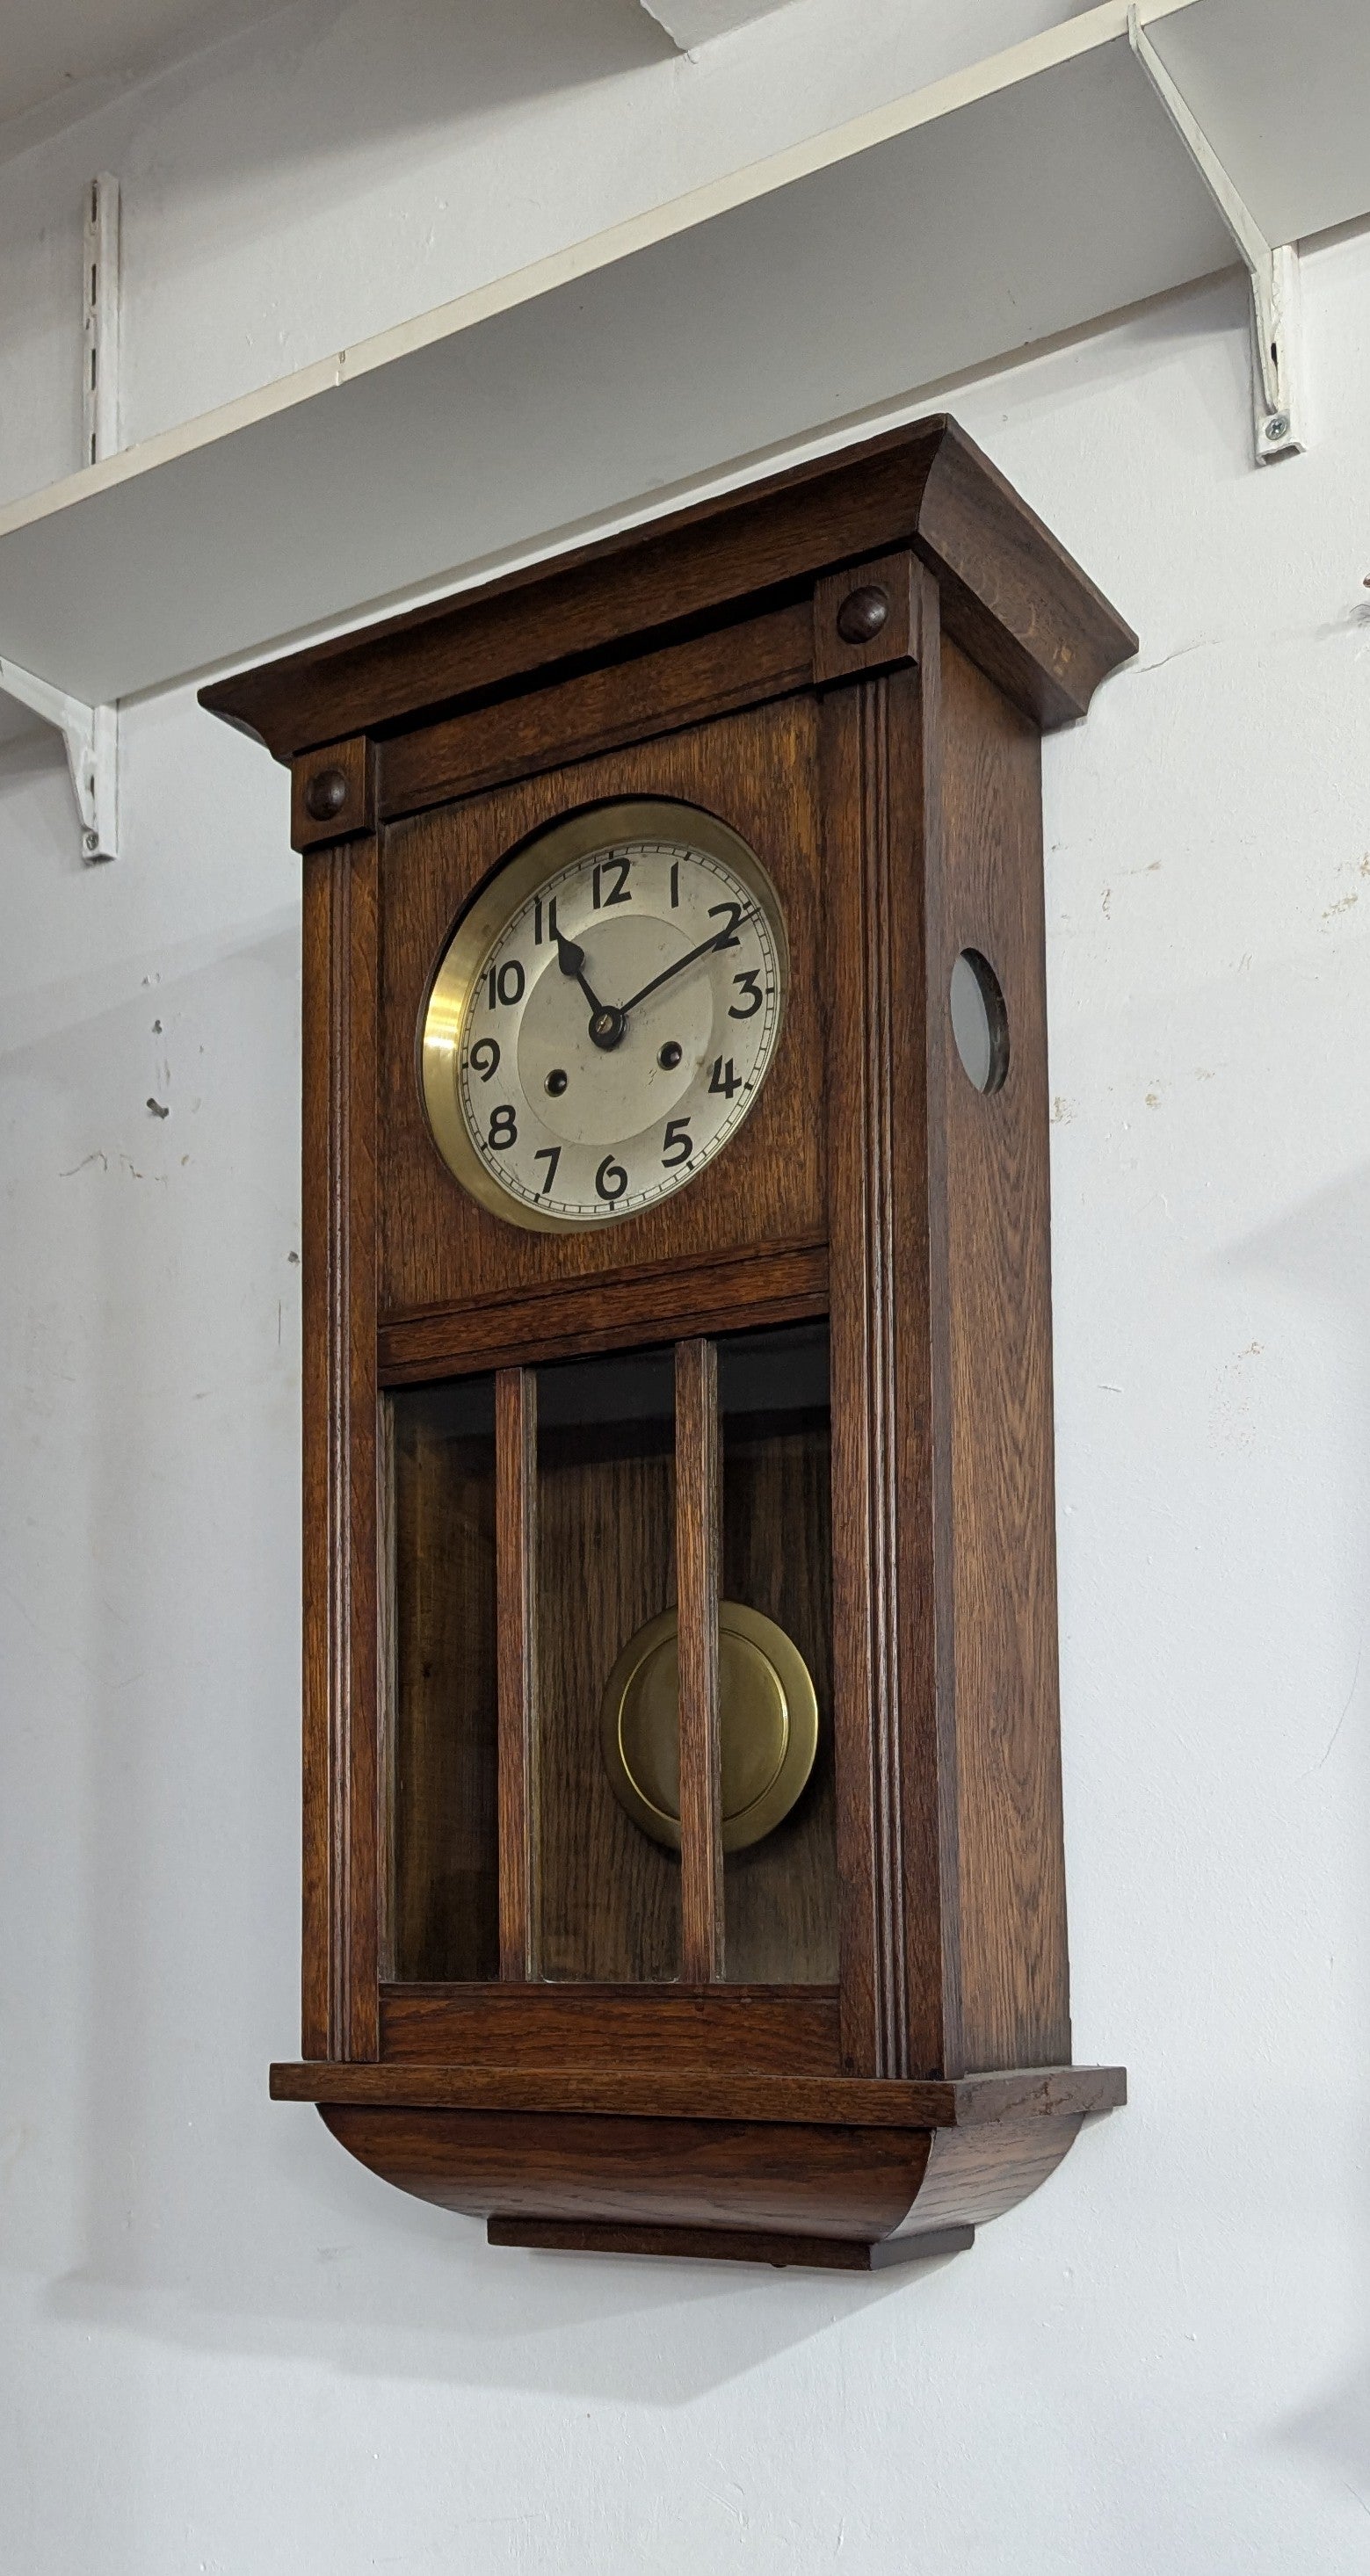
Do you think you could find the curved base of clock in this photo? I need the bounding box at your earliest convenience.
[315,2092,1100,2269]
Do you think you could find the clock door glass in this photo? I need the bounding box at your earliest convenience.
[383,1329,836,1991]
[422,801,788,1231]
[535,1344,682,1982]
[387,1373,499,1983]
[719,1321,837,1984]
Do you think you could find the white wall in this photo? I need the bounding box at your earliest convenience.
[3,14,1368,2572]
[0,0,1094,499]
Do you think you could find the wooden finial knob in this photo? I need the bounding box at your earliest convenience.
[836,584,890,644]
[304,765,350,821]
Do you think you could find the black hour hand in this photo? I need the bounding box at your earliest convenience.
[556,929,605,1012]
[556,928,626,1053]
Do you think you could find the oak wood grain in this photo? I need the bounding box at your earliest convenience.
[387,1379,498,1981]
[534,1353,681,1982]
[272,2060,1128,2129]
[313,2080,1109,2253]
[813,549,920,688]
[301,835,381,2060]
[291,734,375,851]
[720,1352,837,1984]
[381,602,814,818]
[320,2102,931,2239]
[496,1369,538,1979]
[377,1241,827,1382]
[910,587,967,2082]
[485,2218,974,2269]
[823,652,946,2081]
[933,637,1069,2072]
[887,2113,1084,2241]
[676,1338,722,1982]
[378,1982,841,2072]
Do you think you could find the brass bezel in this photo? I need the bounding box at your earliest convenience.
[599,1599,820,1855]
[419,798,790,1233]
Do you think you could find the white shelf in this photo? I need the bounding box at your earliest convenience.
[0,0,1365,715]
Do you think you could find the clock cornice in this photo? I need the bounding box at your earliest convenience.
[200,413,1136,766]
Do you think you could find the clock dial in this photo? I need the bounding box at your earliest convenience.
[422,801,788,1230]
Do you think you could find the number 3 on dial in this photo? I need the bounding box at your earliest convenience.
[421,800,788,1232]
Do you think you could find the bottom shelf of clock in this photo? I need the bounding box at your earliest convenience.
[269,2063,1126,2269]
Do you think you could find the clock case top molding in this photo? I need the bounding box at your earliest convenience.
[204,415,1134,2271]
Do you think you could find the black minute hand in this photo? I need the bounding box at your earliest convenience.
[619,926,737,1019]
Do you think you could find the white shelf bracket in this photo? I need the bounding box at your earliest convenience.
[0,658,119,860]
[1128,6,1302,465]
[0,175,123,858]
[83,170,121,468]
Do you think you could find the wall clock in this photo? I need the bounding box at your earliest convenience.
[204,416,1134,2270]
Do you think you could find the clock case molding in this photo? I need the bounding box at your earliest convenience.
[204,415,1134,2271]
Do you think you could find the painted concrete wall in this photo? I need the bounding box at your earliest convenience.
[2,11,1368,2571]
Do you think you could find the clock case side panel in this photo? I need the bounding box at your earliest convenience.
[821,575,1069,2088]
[934,635,1069,2073]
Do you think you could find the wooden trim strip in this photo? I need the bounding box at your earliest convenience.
[823,685,885,2080]
[270,2060,1127,2131]
[380,601,814,819]
[495,1369,538,1978]
[917,597,966,2078]
[487,2218,975,2271]
[301,852,334,2056]
[823,657,942,2083]
[377,1241,827,1385]
[857,673,911,2080]
[379,1979,840,2072]
[301,837,382,2063]
[676,1338,723,1982]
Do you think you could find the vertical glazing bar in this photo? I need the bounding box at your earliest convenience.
[675,1336,723,1982]
[496,1366,538,1978]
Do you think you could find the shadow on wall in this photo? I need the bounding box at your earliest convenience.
[0,0,678,192]
[0,911,968,2412]
[1236,1160,1370,2513]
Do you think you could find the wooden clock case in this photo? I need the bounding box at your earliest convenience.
[204,416,1133,2271]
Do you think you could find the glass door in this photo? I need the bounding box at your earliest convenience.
[386,1319,837,1990]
